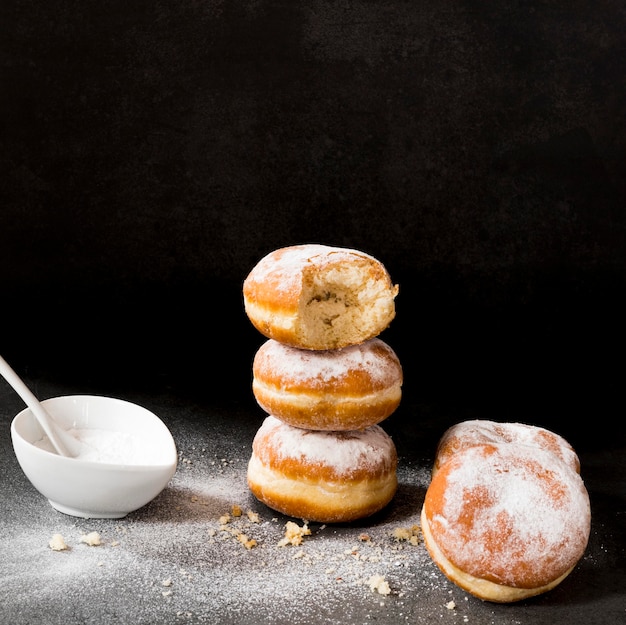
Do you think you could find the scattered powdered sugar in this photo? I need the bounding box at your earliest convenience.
[1,427,449,625]
[254,338,402,390]
[34,428,166,465]
[256,415,396,475]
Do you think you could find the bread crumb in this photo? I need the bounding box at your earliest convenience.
[446,600,456,610]
[219,513,231,525]
[80,531,102,546]
[246,510,260,523]
[162,578,172,587]
[368,574,391,595]
[392,524,421,545]
[236,533,257,549]
[231,504,242,517]
[277,521,311,546]
[49,534,68,551]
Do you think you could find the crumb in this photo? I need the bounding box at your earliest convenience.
[80,531,102,546]
[208,528,217,537]
[219,513,231,525]
[359,533,371,542]
[49,534,68,551]
[446,600,456,610]
[232,504,242,517]
[246,510,260,523]
[392,525,421,545]
[277,521,311,547]
[367,574,391,595]
[236,533,257,550]
[162,578,172,587]
[110,540,120,547]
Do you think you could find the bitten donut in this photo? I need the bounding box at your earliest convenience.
[247,416,398,523]
[243,244,399,350]
[432,419,581,476]
[421,438,591,602]
[252,338,403,431]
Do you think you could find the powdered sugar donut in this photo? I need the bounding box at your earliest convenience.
[252,338,403,431]
[432,420,581,476]
[421,441,591,602]
[243,244,399,350]
[247,416,398,523]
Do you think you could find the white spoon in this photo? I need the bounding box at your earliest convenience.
[0,354,84,458]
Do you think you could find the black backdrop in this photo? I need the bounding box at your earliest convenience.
[2,1,625,448]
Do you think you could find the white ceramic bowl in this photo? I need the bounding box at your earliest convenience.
[11,395,178,518]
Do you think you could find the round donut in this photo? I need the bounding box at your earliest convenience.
[247,416,398,523]
[243,244,399,350]
[432,420,581,476]
[252,338,403,431]
[421,442,591,603]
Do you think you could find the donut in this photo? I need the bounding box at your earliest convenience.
[432,420,581,476]
[251,338,403,431]
[247,416,398,523]
[243,244,399,350]
[421,436,591,602]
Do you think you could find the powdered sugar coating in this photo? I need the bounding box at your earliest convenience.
[434,420,581,474]
[244,244,378,296]
[253,416,396,478]
[254,338,402,391]
[424,443,591,589]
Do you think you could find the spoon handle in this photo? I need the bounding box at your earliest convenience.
[0,355,75,457]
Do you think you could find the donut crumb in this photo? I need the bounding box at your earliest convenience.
[246,510,260,523]
[236,533,257,550]
[49,534,69,551]
[392,525,421,545]
[278,521,311,546]
[80,531,102,546]
[368,574,391,595]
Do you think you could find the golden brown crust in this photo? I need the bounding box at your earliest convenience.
[252,338,402,431]
[247,416,398,523]
[243,244,398,350]
[420,507,573,603]
[422,441,591,602]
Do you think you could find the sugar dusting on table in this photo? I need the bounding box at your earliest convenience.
[2,427,452,625]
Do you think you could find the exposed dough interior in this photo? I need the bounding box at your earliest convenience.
[297,264,396,349]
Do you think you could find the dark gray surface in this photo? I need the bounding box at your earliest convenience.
[1,375,624,625]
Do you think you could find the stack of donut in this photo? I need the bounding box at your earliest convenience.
[421,419,591,602]
[242,244,402,523]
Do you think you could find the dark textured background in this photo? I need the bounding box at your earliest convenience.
[2,1,625,448]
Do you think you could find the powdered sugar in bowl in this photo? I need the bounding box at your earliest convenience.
[11,395,177,518]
